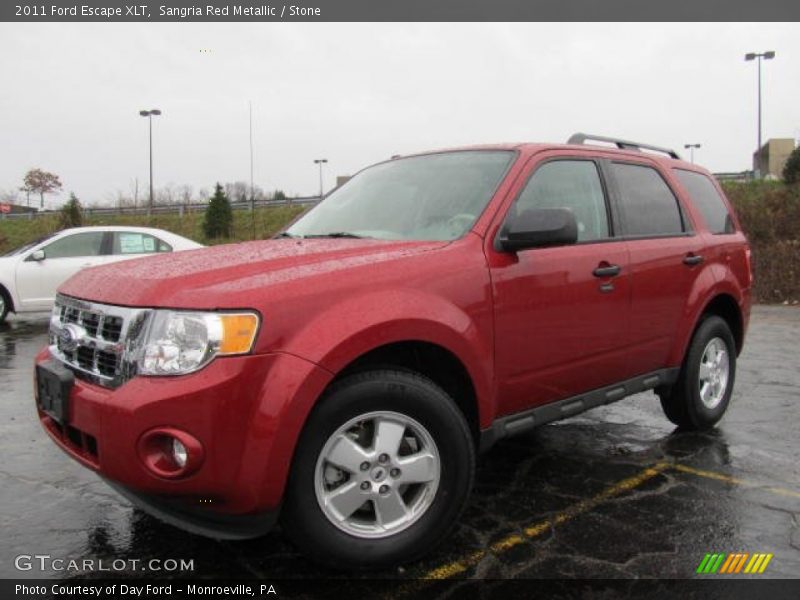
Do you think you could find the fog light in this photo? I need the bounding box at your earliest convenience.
[137,427,204,479]
[172,438,187,468]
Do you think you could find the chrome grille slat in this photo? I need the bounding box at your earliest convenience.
[49,294,150,388]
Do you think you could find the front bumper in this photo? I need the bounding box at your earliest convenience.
[35,347,332,537]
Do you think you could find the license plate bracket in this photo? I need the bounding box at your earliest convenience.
[36,360,74,424]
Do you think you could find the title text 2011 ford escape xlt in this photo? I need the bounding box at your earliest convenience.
[35,134,751,568]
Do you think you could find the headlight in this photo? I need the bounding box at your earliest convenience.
[135,310,259,376]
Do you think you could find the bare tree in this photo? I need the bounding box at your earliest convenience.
[23,168,63,209]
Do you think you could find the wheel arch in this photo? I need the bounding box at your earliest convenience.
[672,291,744,366]
[329,340,481,448]
[701,294,744,355]
[0,282,15,314]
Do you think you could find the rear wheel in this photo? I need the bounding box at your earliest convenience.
[282,369,475,569]
[659,315,736,429]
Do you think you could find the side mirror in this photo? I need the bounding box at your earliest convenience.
[29,249,46,262]
[498,208,578,252]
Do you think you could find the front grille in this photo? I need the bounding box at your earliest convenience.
[46,419,100,465]
[49,294,149,388]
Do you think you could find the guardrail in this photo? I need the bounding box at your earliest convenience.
[0,196,320,220]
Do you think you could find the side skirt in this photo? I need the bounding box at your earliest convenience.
[479,367,679,452]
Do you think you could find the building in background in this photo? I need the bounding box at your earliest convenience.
[753,138,797,179]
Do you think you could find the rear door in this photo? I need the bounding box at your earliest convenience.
[604,160,704,374]
[105,231,173,265]
[491,154,633,416]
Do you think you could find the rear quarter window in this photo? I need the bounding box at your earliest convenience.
[674,169,736,234]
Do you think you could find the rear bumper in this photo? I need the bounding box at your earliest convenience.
[35,347,332,535]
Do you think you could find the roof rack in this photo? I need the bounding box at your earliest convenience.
[567,133,681,160]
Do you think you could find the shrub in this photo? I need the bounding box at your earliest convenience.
[59,193,84,228]
[202,183,233,239]
[783,145,800,184]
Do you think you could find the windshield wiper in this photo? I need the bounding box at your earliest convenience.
[303,232,367,239]
[275,231,301,238]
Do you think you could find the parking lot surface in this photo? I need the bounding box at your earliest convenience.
[1,306,798,584]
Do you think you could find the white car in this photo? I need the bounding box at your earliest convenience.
[0,226,203,322]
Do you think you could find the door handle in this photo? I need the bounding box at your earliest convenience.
[593,264,621,278]
[683,254,704,266]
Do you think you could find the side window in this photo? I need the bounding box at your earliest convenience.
[674,169,735,234]
[611,163,684,236]
[41,232,106,259]
[113,232,172,255]
[515,160,610,242]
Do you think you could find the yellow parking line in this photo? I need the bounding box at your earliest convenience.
[421,463,669,580]
[409,460,799,587]
[671,463,800,499]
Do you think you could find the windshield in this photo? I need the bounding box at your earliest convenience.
[286,150,515,241]
[2,233,57,257]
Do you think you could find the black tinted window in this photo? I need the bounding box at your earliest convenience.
[516,160,609,242]
[674,169,735,234]
[612,163,684,236]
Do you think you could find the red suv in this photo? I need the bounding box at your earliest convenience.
[35,134,751,568]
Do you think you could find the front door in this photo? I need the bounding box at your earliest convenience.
[15,231,108,311]
[490,155,632,417]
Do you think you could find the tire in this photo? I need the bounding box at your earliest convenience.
[281,369,475,569]
[658,315,736,430]
[0,287,10,324]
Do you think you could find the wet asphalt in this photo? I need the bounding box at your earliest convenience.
[1,306,798,584]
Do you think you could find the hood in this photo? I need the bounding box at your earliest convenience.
[58,238,446,309]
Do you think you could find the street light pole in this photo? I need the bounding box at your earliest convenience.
[314,159,328,200]
[745,51,776,178]
[139,109,162,215]
[684,143,702,164]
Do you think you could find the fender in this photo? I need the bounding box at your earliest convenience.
[668,273,747,366]
[0,274,18,312]
[279,288,495,428]
[244,289,495,510]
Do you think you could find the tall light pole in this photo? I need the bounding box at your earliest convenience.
[684,143,701,164]
[314,158,328,200]
[745,51,776,178]
[139,109,162,215]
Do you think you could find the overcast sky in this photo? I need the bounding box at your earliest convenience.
[1,22,798,206]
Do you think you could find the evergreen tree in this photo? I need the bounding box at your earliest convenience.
[783,145,800,184]
[59,193,83,228]
[203,183,233,239]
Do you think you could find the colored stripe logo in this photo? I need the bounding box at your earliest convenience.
[696,552,773,574]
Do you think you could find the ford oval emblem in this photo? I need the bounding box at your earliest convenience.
[58,324,85,352]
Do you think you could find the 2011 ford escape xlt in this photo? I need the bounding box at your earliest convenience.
[35,134,752,568]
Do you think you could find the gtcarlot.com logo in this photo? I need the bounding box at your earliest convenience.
[14,554,194,573]
[696,552,773,574]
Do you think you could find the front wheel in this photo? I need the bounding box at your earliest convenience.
[281,370,475,569]
[659,315,737,430]
[0,288,10,324]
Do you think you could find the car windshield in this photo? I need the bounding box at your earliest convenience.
[2,233,57,257]
[286,150,515,241]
